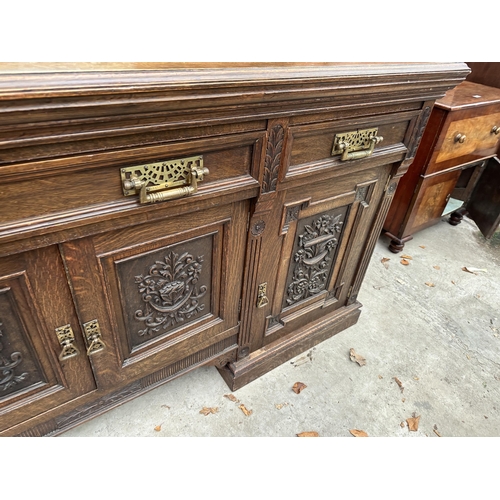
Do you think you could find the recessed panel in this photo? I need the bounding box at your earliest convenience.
[0,288,46,400]
[282,206,349,310]
[115,234,213,351]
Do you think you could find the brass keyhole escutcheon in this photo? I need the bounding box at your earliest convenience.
[83,320,106,356]
[55,324,80,361]
[257,282,270,308]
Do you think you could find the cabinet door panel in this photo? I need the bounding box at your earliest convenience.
[281,204,350,311]
[264,176,380,344]
[115,233,214,352]
[0,247,96,434]
[61,201,248,389]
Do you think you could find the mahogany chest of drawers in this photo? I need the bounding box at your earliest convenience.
[0,63,468,436]
[384,79,500,252]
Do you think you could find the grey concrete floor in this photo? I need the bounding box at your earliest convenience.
[60,215,500,438]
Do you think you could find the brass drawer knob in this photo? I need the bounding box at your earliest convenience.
[454,133,466,144]
[491,126,500,135]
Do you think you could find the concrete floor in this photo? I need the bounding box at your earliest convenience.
[60,215,500,438]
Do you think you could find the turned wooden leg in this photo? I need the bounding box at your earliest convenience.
[448,207,468,226]
[384,232,413,254]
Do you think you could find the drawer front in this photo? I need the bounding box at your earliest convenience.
[0,133,262,245]
[434,112,500,166]
[287,112,414,173]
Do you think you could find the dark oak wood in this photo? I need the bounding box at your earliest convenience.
[383,77,500,252]
[0,63,469,436]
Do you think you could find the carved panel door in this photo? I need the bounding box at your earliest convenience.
[60,200,249,390]
[259,165,389,349]
[0,246,96,434]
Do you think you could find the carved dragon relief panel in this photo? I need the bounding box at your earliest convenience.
[282,206,349,309]
[0,288,46,399]
[116,235,213,350]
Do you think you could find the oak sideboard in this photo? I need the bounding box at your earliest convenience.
[0,63,469,436]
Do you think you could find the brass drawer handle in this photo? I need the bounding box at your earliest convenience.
[491,126,500,135]
[55,324,80,361]
[454,133,466,143]
[82,320,106,356]
[332,128,383,161]
[121,155,209,204]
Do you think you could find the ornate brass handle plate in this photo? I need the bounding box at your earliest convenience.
[257,282,270,308]
[55,324,80,361]
[82,320,106,356]
[121,155,209,204]
[332,128,383,161]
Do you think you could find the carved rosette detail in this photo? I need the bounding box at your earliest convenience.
[262,125,284,193]
[286,213,345,306]
[0,321,28,391]
[134,251,207,336]
[251,220,266,236]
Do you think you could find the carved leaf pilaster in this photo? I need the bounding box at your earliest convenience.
[262,125,284,193]
[409,106,431,158]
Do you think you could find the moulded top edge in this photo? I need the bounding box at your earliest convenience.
[0,62,470,97]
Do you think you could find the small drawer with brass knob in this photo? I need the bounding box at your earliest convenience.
[434,111,500,168]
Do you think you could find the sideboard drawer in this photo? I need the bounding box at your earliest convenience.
[288,113,414,172]
[0,136,261,243]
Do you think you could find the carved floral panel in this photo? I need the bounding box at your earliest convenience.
[0,288,46,399]
[116,235,213,350]
[282,206,349,309]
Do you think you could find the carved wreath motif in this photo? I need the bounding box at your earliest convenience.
[0,321,28,392]
[134,251,207,336]
[286,213,344,306]
[262,125,284,193]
